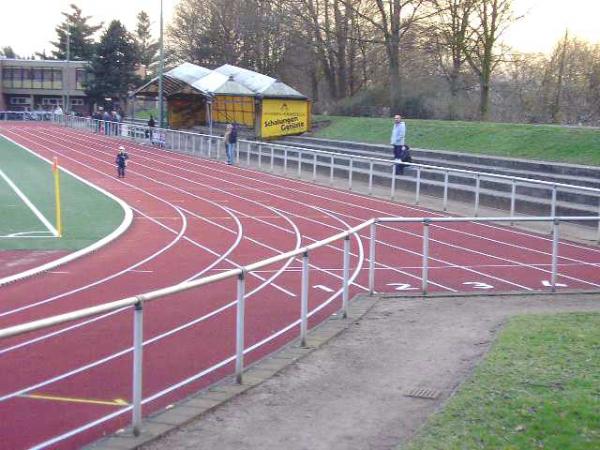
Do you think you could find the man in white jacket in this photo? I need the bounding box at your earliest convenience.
[391,114,406,174]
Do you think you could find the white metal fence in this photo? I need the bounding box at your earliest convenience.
[54,114,600,243]
[2,114,600,444]
[1,214,598,443]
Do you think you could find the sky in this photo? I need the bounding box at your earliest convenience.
[0,0,599,57]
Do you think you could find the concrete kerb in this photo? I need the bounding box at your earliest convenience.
[87,294,380,450]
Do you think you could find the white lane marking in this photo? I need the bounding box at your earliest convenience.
[462,281,494,289]
[0,167,58,237]
[128,269,154,273]
[387,283,418,291]
[542,280,568,287]
[313,284,334,292]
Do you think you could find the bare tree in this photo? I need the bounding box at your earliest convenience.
[462,0,515,120]
[430,0,477,119]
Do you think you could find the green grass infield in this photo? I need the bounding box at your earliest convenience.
[405,312,600,450]
[0,136,124,251]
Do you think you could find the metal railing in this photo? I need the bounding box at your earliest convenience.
[51,114,600,242]
[1,213,599,446]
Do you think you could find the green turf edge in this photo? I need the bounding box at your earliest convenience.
[312,116,600,166]
[403,312,600,450]
[0,135,125,251]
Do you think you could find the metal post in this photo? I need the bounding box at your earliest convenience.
[443,171,449,211]
[368,161,373,195]
[551,219,559,293]
[132,300,144,436]
[422,220,430,295]
[348,158,353,191]
[284,149,288,174]
[236,141,240,163]
[258,143,262,169]
[235,272,246,383]
[474,174,481,216]
[270,146,274,172]
[342,236,350,318]
[369,222,376,295]
[208,136,213,158]
[390,165,396,200]
[158,0,165,128]
[510,179,516,225]
[313,153,317,181]
[597,198,600,244]
[330,155,334,185]
[247,142,251,165]
[300,251,309,347]
[415,166,421,205]
[297,151,302,178]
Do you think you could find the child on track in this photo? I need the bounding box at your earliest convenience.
[116,146,129,178]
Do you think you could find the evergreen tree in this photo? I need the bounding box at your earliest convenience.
[86,21,141,109]
[135,10,159,79]
[51,4,102,60]
[0,46,18,58]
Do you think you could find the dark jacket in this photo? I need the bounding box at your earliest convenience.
[116,152,129,168]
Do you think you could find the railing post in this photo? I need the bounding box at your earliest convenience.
[348,158,353,190]
[235,271,246,383]
[369,222,376,295]
[550,185,558,234]
[270,146,274,172]
[510,179,517,225]
[422,220,430,295]
[474,174,481,217]
[313,153,317,181]
[208,136,213,158]
[236,141,240,163]
[551,219,560,293]
[132,299,144,436]
[342,236,350,319]
[330,155,334,185]
[297,151,302,178]
[246,142,251,166]
[284,148,288,174]
[597,198,600,244]
[258,143,263,169]
[368,161,373,195]
[390,165,396,200]
[300,251,309,347]
[415,166,421,205]
[443,170,449,211]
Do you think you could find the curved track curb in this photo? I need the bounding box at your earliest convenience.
[0,134,133,287]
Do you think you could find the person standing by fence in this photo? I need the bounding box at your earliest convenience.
[391,114,407,174]
[223,124,236,165]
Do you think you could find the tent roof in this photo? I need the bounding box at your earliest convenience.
[133,62,307,99]
[192,72,255,96]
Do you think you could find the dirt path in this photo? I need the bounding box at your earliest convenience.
[141,293,600,450]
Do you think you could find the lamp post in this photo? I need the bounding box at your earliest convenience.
[158,0,164,128]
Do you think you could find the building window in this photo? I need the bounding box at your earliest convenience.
[42,98,62,106]
[10,97,30,105]
[76,69,87,89]
[71,98,84,106]
[2,67,64,89]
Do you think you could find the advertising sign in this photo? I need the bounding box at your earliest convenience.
[260,99,309,138]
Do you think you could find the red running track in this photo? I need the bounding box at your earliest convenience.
[0,123,599,449]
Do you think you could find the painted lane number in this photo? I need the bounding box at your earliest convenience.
[386,283,418,291]
[462,282,494,289]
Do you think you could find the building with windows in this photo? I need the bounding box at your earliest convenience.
[0,58,90,114]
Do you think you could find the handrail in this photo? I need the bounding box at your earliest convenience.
[57,114,600,197]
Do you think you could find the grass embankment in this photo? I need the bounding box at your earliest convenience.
[0,136,124,251]
[405,312,600,450]
[312,116,600,166]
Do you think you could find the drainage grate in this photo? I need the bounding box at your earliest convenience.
[404,387,440,400]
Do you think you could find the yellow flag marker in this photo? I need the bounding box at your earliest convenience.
[52,157,63,237]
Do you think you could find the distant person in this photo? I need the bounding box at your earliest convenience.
[223,124,236,165]
[391,114,406,174]
[147,115,155,139]
[115,145,129,178]
[54,105,64,116]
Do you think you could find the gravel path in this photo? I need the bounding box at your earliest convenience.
[142,292,600,450]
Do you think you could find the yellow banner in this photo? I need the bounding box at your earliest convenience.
[260,99,309,138]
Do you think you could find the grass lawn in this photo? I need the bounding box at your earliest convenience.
[0,136,124,251]
[404,312,600,450]
[312,116,600,166]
